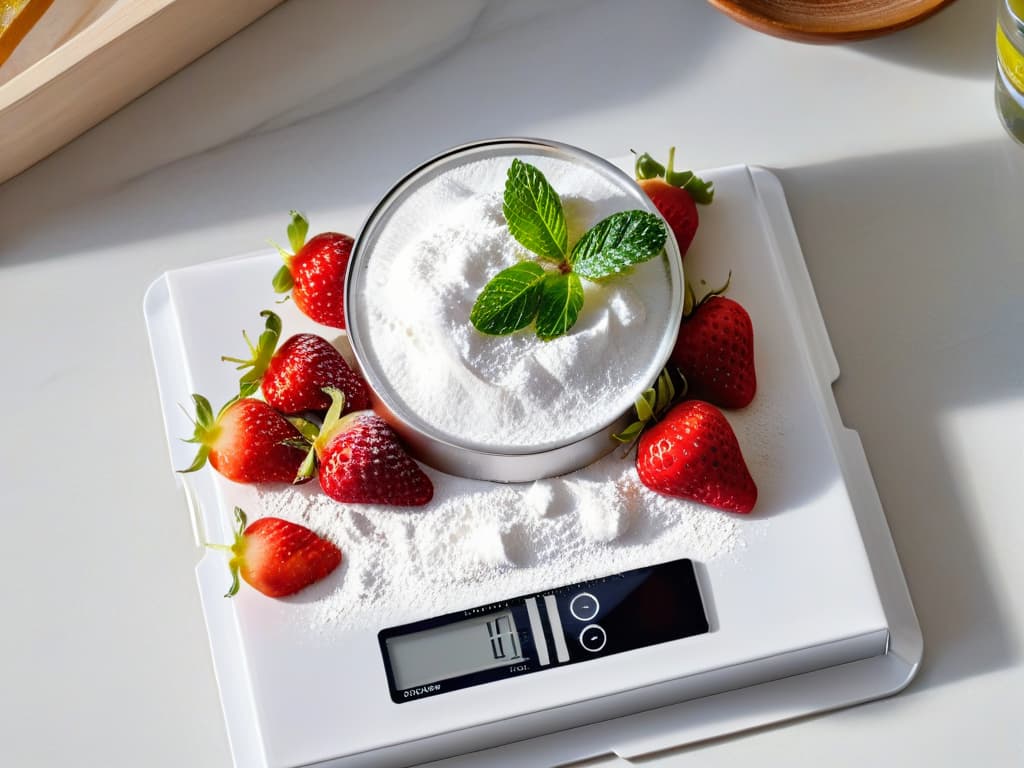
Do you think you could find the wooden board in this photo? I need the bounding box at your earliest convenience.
[1,0,55,70]
[1,1,118,84]
[706,0,957,43]
[0,0,282,184]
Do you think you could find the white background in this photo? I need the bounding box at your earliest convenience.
[0,0,1021,766]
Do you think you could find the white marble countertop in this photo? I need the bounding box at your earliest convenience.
[1,1,1021,766]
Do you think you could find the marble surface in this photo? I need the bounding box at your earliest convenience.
[1,0,1022,766]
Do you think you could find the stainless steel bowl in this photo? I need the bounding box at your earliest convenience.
[344,138,683,483]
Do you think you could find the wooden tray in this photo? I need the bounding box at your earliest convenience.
[0,0,282,184]
[706,0,957,43]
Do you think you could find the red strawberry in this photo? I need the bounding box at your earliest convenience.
[671,276,756,409]
[636,400,757,514]
[212,507,341,597]
[180,395,308,483]
[635,148,714,259]
[639,178,699,256]
[272,211,352,329]
[222,310,369,414]
[297,388,433,506]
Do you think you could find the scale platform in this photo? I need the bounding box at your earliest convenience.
[144,165,921,768]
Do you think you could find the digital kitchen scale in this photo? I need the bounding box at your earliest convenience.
[144,165,921,768]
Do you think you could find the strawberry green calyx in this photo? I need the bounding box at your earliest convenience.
[315,387,357,455]
[683,271,732,318]
[272,264,294,294]
[634,147,715,205]
[221,310,283,397]
[271,211,310,294]
[204,506,248,598]
[226,506,248,597]
[294,387,349,482]
[287,210,310,253]
[634,150,667,181]
[612,368,684,450]
[287,415,321,443]
[180,394,223,473]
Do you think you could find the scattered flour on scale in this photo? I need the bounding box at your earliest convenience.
[257,447,749,633]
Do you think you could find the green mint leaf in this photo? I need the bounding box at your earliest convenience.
[503,159,568,263]
[470,261,547,335]
[535,272,584,340]
[570,210,668,281]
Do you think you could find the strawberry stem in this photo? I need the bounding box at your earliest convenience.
[316,387,348,454]
[635,147,715,204]
[178,394,220,473]
[612,368,679,453]
[676,369,689,400]
[203,507,249,598]
[683,272,732,318]
[221,311,283,396]
[287,416,321,443]
[294,388,348,483]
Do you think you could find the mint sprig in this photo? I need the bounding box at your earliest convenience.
[503,159,568,263]
[470,261,547,335]
[471,160,668,340]
[570,210,667,281]
[536,272,584,340]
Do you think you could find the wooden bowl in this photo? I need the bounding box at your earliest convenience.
[706,0,958,43]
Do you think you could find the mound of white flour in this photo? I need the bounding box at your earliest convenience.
[355,153,674,448]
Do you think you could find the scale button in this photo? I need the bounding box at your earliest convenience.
[569,592,600,621]
[578,624,607,653]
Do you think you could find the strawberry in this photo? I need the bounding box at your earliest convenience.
[634,148,714,259]
[211,507,341,597]
[180,395,308,483]
[272,211,352,329]
[636,400,757,514]
[222,310,370,414]
[296,388,433,506]
[671,275,756,409]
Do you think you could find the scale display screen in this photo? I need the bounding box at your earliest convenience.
[379,558,710,703]
[386,611,523,690]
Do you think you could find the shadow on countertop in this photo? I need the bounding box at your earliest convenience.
[773,138,1024,694]
[0,0,729,267]
[849,0,997,80]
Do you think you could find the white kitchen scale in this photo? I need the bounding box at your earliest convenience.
[144,165,921,768]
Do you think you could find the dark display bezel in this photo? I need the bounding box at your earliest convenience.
[379,558,709,703]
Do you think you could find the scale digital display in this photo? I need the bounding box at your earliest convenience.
[386,610,523,690]
[379,558,709,702]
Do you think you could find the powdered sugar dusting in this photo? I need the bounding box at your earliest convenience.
[256,446,748,633]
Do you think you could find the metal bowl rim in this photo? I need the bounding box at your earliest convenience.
[343,136,684,458]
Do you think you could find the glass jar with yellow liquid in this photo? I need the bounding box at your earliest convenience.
[997,0,1024,142]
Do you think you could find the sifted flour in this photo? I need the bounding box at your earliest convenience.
[257,445,746,633]
[355,153,675,448]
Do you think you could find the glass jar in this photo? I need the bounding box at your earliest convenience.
[996,0,1024,142]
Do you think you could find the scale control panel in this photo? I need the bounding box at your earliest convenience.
[379,558,709,703]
